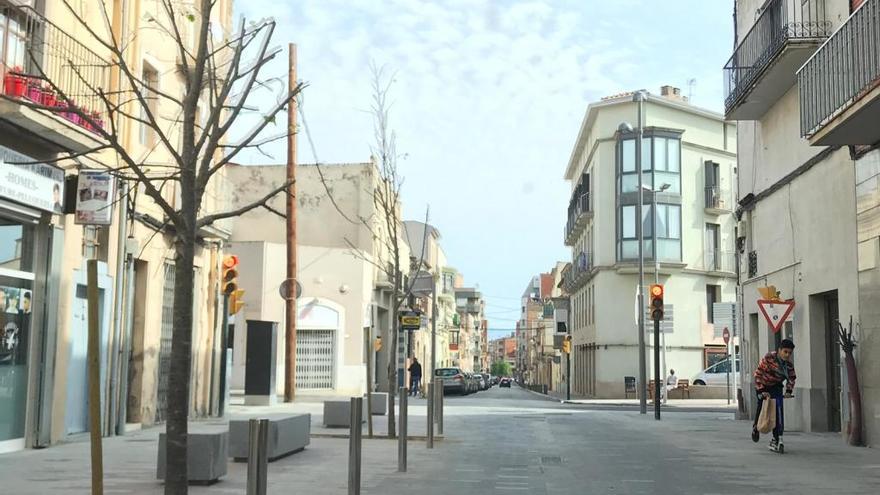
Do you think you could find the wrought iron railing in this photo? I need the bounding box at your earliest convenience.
[723,0,831,112]
[1,5,110,131]
[564,193,590,241]
[799,0,880,137]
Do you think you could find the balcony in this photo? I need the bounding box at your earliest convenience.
[701,250,736,275]
[724,0,832,120]
[0,5,109,152]
[704,186,732,215]
[561,251,592,293]
[799,0,880,146]
[563,193,591,246]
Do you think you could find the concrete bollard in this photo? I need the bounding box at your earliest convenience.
[426,383,434,449]
[348,397,363,495]
[398,387,407,472]
[246,418,269,495]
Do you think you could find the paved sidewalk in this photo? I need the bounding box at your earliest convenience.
[564,398,736,409]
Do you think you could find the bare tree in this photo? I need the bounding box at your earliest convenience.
[3,1,304,492]
[297,64,425,438]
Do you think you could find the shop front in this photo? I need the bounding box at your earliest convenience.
[0,144,64,453]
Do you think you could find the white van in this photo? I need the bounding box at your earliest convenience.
[692,357,740,386]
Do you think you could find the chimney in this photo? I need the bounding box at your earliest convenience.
[660,85,688,102]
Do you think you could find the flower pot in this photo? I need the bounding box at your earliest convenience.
[5,74,26,97]
[43,90,56,108]
[26,83,41,103]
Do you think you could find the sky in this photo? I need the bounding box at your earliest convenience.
[233,0,734,340]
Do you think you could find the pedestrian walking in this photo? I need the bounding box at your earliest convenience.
[408,358,422,397]
[751,339,797,453]
[664,369,678,401]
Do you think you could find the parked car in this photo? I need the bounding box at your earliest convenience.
[692,357,741,386]
[499,377,512,388]
[435,367,468,395]
[481,373,492,389]
[474,373,486,392]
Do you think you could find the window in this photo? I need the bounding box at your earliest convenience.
[706,285,719,323]
[140,64,159,146]
[0,218,34,272]
[706,224,720,270]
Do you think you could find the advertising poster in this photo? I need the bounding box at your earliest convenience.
[75,170,115,225]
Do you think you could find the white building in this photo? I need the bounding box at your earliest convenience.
[563,86,738,398]
[727,0,877,443]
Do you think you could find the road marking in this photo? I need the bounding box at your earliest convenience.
[451,479,482,483]
[621,479,654,483]
[497,475,529,479]
[456,468,485,472]
[495,487,530,491]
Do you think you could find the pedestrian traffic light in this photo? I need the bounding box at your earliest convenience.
[562,335,572,354]
[222,255,239,296]
[229,288,245,315]
[650,284,664,321]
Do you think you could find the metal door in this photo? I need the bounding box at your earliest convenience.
[295,329,335,390]
[64,290,88,434]
[155,263,174,422]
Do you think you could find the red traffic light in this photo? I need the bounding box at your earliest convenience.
[650,284,664,297]
[222,255,239,269]
[650,284,664,320]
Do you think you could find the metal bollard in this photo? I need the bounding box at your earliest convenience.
[398,387,407,472]
[348,397,363,495]
[437,380,444,435]
[246,418,269,495]
[426,383,434,449]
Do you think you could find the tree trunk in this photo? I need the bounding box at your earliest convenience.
[843,350,863,446]
[165,227,197,493]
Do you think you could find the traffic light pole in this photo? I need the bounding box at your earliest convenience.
[219,293,230,417]
[566,347,571,401]
[654,315,661,420]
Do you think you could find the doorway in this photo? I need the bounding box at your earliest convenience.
[822,292,842,432]
[65,284,106,435]
[126,259,147,424]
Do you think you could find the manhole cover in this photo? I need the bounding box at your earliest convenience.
[541,456,563,465]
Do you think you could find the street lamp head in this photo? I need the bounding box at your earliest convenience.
[618,122,634,134]
[632,90,648,102]
[659,183,671,192]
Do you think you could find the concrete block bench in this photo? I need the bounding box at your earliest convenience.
[323,399,368,427]
[229,413,311,462]
[157,428,227,484]
[366,392,388,415]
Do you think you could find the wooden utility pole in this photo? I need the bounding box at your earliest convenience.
[284,43,298,402]
[87,259,104,494]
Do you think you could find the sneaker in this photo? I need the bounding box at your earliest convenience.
[768,438,779,452]
[751,427,760,443]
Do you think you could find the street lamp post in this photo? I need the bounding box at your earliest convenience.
[619,90,649,415]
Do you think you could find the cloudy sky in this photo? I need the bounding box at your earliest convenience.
[233,0,734,337]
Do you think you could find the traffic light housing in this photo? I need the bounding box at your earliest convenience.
[222,255,239,295]
[229,288,245,315]
[650,284,664,321]
[562,335,572,354]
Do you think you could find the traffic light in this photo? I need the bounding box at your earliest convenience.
[650,284,664,321]
[562,335,572,354]
[229,288,245,315]
[222,255,239,295]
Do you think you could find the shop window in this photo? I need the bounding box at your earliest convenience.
[0,218,34,272]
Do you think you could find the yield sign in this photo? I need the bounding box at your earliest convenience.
[757,299,795,333]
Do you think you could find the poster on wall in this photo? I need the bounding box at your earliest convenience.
[0,286,31,365]
[75,171,115,225]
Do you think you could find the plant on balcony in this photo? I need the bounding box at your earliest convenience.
[41,85,56,107]
[25,77,42,103]
[3,66,26,98]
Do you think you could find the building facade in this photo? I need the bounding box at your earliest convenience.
[1,0,235,453]
[563,86,738,398]
[727,0,877,443]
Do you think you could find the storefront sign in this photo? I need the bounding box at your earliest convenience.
[0,146,65,214]
[75,171,115,225]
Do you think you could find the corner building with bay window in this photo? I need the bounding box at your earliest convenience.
[562,86,738,398]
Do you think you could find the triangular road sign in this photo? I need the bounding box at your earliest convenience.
[757,299,795,333]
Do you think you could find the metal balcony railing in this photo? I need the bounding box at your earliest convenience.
[703,250,736,273]
[561,251,592,292]
[799,0,880,137]
[704,186,729,210]
[724,0,831,112]
[1,5,110,131]
[564,193,590,244]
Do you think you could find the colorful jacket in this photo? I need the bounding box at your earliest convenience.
[754,351,796,394]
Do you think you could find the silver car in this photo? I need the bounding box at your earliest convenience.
[435,367,467,395]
